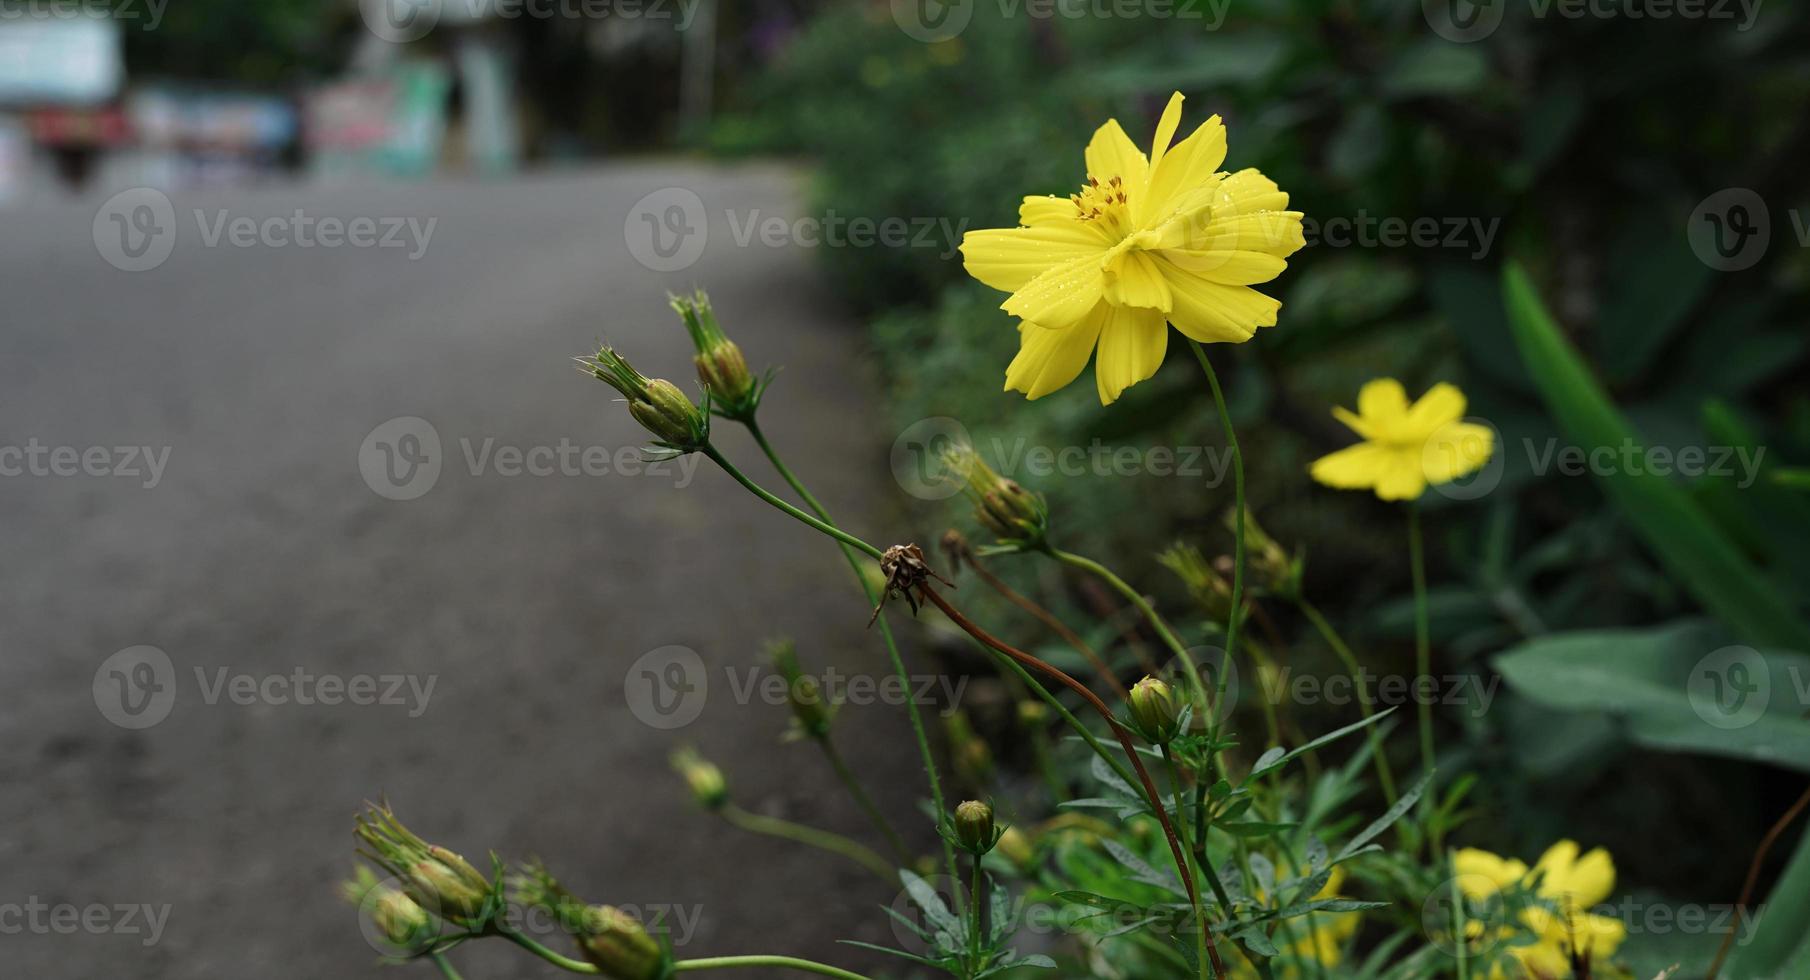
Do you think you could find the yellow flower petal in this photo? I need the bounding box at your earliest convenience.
[1422,421,1495,485]
[1217,167,1291,213]
[1405,382,1469,437]
[1159,210,1307,285]
[961,226,1107,294]
[1452,848,1529,898]
[1358,378,1410,427]
[1093,304,1168,404]
[1018,195,1078,228]
[1001,252,1105,328]
[1537,841,1616,909]
[1159,258,1280,343]
[1104,249,1172,311]
[1004,309,1105,401]
[1374,453,1427,501]
[1084,118,1149,200]
[1142,111,1227,227]
[1331,406,1373,440]
[1309,442,1395,491]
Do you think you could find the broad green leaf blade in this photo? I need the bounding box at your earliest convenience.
[1492,621,1810,772]
[1501,263,1810,651]
[1727,827,1810,979]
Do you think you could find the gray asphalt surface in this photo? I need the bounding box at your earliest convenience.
[0,164,943,978]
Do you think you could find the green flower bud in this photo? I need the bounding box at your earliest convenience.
[769,639,834,739]
[938,443,1048,549]
[954,800,998,855]
[1157,542,1236,623]
[576,905,666,980]
[670,747,728,810]
[1225,509,1300,599]
[353,804,494,925]
[579,345,709,451]
[672,290,760,417]
[1129,676,1180,745]
[340,866,435,949]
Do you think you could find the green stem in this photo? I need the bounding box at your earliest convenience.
[969,857,986,974]
[1407,505,1434,783]
[1450,850,1470,980]
[1295,599,1398,804]
[1187,342,1245,714]
[674,955,871,979]
[718,427,962,889]
[820,737,911,866]
[1163,746,1212,980]
[498,925,599,973]
[722,804,897,883]
[702,445,883,561]
[430,953,465,980]
[1047,547,1209,713]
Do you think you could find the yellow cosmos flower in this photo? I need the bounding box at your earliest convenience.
[1453,840,1627,979]
[959,91,1306,405]
[1309,379,1494,501]
[1232,866,1358,979]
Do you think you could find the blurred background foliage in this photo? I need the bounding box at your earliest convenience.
[708,0,1810,956]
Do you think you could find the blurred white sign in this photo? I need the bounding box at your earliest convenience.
[0,17,124,105]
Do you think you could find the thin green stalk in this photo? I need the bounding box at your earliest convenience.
[498,925,598,973]
[1450,851,1470,980]
[711,430,961,888]
[969,857,986,973]
[430,953,464,980]
[1407,505,1434,782]
[1163,746,1212,980]
[1187,341,1246,709]
[1296,599,1398,804]
[702,445,882,561]
[722,804,896,883]
[1047,548,1208,712]
[674,955,871,979]
[820,737,911,866]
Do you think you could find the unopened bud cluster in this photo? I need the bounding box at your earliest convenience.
[672,290,764,420]
[354,803,495,927]
[579,345,710,452]
[770,639,835,740]
[940,443,1048,551]
[671,746,729,810]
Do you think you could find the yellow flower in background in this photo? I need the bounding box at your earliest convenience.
[960,91,1305,405]
[1309,379,1493,501]
[1454,840,1627,979]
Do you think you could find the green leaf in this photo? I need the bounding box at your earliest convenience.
[1336,772,1433,863]
[1248,708,1400,781]
[1493,620,1810,772]
[1727,828,1810,978]
[1501,263,1810,651]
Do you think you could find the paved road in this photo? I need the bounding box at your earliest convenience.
[0,165,939,977]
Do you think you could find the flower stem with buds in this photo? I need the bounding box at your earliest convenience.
[735,419,959,886]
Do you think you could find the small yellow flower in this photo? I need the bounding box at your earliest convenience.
[1309,379,1493,501]
[960,91,1305,404]
[1453,840,1626,979]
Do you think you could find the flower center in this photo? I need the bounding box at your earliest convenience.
[1071,174,1133,237]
